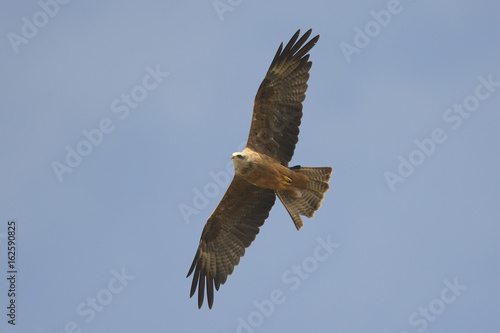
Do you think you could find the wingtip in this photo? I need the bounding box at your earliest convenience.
[303,28,319,40]
[305,28,320,45]
[197,274,205,309]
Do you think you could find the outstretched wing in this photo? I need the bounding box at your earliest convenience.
[247,29,319,165]
[187,176,276,309]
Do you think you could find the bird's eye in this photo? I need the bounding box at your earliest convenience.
[237,154,243,159]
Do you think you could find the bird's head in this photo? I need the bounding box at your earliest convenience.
[231,151,247,164]
[231,151,249,173]
[231,152,245,160]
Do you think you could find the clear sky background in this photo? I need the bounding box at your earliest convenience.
[1,1,499,332]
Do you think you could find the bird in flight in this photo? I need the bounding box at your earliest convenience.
[187,29,332,309]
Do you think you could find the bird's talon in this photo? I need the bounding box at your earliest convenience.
[282,175,292,185]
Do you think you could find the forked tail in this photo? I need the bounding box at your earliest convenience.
[277,166,333,230]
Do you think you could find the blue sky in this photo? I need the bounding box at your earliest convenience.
[1,1,499,332]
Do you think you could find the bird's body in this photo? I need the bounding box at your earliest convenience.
[232,148,308,195]
[187,29,332,309]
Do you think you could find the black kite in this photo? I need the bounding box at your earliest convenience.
[187,29,332,309]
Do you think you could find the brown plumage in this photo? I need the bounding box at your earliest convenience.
[187,29,332,309]
[248,29,319,165]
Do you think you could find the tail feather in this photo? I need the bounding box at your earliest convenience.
[277,166,332,230]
